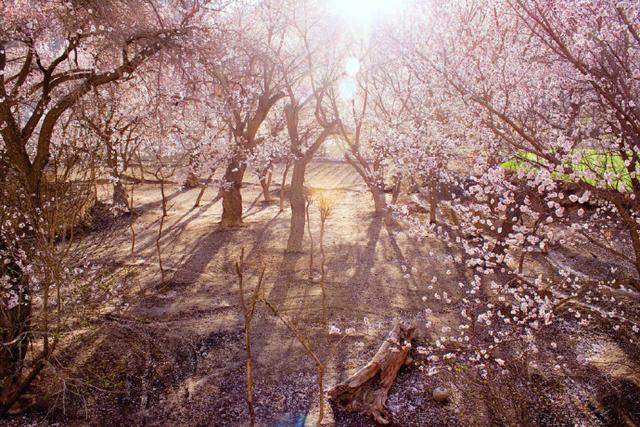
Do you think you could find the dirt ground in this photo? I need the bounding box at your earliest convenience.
[5,161,640,427]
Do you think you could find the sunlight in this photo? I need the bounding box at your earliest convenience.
[345,57,360,76]
[328,0,405,24]
[338,77,357,100]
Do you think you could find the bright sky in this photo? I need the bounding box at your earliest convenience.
[328,0,406,25]
[329,0,404,99]
[339,57,360,100]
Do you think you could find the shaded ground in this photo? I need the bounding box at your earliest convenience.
[5,161,640,426]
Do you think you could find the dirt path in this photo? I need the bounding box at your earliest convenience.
[17,161,639,427]
[49,161,461,426]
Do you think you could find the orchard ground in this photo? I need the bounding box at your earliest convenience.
[7,161,640,426]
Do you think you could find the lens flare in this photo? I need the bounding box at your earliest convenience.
[329,0,405,24]
[345,57,360,76]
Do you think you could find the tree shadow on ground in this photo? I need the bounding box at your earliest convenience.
[133,194,222,254]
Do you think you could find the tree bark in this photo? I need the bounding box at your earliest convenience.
[0,262,31,416]
[286,159,307,252]
[113,180,129,211]
[183,171,200,189]
[372,187,387,214]
[384,176,402,225]
[344,153,387,214]
[194,171,216,208]
[221,158,246,227]
[329,321,415,425]
[279,161,291,212]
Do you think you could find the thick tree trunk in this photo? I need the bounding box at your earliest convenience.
[221,158,246,227]
[286,159,307,252]
[329,321,415,425]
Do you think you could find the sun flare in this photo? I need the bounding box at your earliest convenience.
[328,0,405,24]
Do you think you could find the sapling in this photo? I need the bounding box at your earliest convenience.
[261,297,325,426]
[306,195,314,279]
[317,193,335,325]
[235,248,265,426]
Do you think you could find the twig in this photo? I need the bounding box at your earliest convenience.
[261,297,325,425]
[235,248,265,426]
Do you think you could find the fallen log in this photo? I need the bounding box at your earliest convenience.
[329,321,415,424]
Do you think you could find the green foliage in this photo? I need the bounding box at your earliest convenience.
[501,149,636,191]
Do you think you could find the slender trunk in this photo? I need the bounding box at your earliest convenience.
[244,320,255,426]
[156,213,165,283]
[129,183,136,255]
[260,170,272,202]
[344,153,386,214]
[159,179,167,217]
[319,218,327,325]
[221,158,246,227]
[279,161,291,212]
[286,159,307,252]
[306,197,314,278]
[261,299,325,425]
[194,171,216,208]
[518,251,526,275]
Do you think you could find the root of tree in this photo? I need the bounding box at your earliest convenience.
[329,321,415,425]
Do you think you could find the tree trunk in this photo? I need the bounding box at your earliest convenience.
[194,171,216,208]
[286,159,307,252]
[0,306,31,409]
[221,158,246,227]
[113,180,129,211]
[279,161,291,212]
[372,186,387,214]
[344,153,387,215]
[384,176,402,225]
[260,170,272,203]
[159,179,168,217]
[183,171,200,189]
[319,218,328,325]
[329,321,415,425]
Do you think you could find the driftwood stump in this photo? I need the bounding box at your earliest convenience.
[329,321,415,424]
